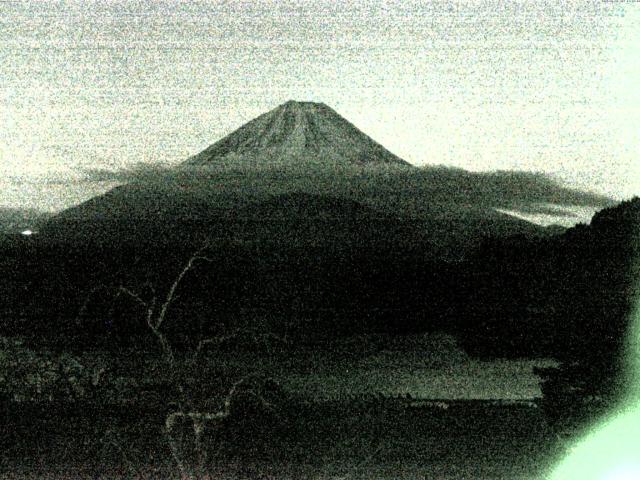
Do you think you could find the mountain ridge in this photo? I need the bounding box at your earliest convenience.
[39,101,614,254]
[186,100,410,167]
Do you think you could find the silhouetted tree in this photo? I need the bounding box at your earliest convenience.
[535,198,640,432]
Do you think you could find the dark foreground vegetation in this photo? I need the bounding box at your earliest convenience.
[0,328,557,479]
[0,158,637,478]
[2,392,561,479]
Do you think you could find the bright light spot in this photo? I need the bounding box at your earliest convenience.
[604,465,640,480]
[551,285,640,479]
[550,405,640,480]
[20,229,33,236]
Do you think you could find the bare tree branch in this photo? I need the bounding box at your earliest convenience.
[77,243,286,479]
[192,333,238,362]
[156,248,212,331]
[75,282,112,326]
[163,372,279,478]
[117,286,149,309]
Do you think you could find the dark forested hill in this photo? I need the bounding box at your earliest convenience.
[1,101,619,352]
[40,101,610,253]
[455,197,640,364]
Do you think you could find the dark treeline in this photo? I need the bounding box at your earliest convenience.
[2,198,637,360]
[1,196,638,431]
[1,238,450,350]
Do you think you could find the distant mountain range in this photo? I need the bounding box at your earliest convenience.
[2,100,633,353]
[39,101,612,256]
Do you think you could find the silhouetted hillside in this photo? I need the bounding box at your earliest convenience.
[0,208,50,234]
[41,100,610,251]
[530,198,640,430]
[455,197,640,365]
[3,102,619,351]
[40,164,610,256]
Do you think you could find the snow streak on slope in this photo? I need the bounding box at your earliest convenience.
[186,101,410,167]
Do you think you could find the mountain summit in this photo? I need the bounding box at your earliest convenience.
[185,100,410,167]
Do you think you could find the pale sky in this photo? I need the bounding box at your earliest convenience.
[1,0,639,212]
